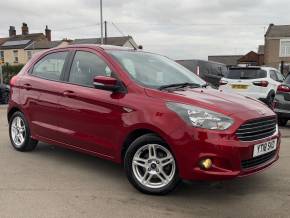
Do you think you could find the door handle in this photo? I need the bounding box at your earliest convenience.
[23,83,32,90]
[63,90,76,98]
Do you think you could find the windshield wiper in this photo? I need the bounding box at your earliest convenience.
[159,82,201,90]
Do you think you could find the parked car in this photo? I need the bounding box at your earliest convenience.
[176,59,228,88]
[8,45,280,195]
[0,84,10,104]
[219,66,284,107]
[274,74,290,126]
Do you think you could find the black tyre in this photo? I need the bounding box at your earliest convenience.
[278,118,288,127]
[266,92,275,108]
[124,133,180,195]
[9,111,38,152]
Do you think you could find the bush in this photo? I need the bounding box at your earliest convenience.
[1,64,24,84]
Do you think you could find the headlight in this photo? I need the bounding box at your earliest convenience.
[166,102,234,130]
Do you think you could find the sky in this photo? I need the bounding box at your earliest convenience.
[0,0,289,60]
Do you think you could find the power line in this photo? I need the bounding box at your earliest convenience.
[111,22,126,36]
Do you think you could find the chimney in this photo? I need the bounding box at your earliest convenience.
[45,25,51,41]
[9,26,16,37]
[21,23,29,35]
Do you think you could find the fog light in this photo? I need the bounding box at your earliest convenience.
[200,158,212,170]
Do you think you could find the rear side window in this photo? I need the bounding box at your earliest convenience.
[32,52,68,81]
[68,51,113,87]
[226,69,267,79]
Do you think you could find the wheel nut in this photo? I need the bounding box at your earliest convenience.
[156,160,159,164]
[148,168,151,171]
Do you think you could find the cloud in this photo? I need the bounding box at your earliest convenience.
[0,0,289,59]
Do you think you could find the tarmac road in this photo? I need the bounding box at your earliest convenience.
[0,105,290,218]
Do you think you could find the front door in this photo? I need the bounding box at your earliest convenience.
[57,50,124,158]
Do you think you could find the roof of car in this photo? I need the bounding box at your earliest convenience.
[57,44,136,51]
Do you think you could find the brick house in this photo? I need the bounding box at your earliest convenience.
[264,24,290,75]
[0,23,51,65]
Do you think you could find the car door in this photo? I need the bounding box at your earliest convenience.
[57,49,125,158]
[23,51,70,140]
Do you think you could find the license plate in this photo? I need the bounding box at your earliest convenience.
[231,84,248,89]
[253,139,277,157]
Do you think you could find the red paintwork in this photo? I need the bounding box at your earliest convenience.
[8,45,281,181]
[94,76,118,86]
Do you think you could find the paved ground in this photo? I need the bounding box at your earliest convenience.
[0,105,290,218]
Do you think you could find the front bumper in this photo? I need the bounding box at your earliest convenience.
[170,126,281,181]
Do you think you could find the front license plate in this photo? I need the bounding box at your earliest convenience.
[253,139,277,157]
[231,84,248,89]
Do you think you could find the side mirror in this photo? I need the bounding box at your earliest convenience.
[93,76,122,92]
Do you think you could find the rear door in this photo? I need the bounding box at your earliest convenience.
[57,49,124,157]
[22,51,71,140]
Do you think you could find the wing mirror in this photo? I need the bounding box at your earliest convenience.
[93,76,123,92]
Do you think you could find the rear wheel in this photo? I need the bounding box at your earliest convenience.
[266,92,275,108]
[9,111,38,152]
[124,134,180,195]
[278,118,288,126]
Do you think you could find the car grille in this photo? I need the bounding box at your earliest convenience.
[241,150,276,169]
[236,117,277,141]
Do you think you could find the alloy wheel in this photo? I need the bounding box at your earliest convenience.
[132,144,176,189]
[11,116,26,148]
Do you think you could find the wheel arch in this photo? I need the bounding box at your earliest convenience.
[119,127,170,163]
[7,107,22,122]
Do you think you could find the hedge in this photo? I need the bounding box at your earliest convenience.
[1,64,24,84]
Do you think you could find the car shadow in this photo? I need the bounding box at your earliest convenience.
[32,142,272,202]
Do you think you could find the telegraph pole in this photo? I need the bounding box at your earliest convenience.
[104,20,107,44]
[100,0,104,44]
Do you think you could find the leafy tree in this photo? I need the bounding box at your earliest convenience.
[1,64,24,84]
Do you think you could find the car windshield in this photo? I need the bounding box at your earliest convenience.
[108,50,206,89]
[226,68,267,80]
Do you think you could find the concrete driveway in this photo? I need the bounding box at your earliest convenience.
[0,105,290,218]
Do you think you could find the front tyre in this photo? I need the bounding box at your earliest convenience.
[9,111,38,152]
[124,134,180,195]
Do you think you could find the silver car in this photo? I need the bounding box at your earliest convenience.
[275,74,290,126]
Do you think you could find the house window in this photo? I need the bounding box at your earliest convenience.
[13,50,19,63]
[27,51,32,60]
[280,39,290,57]
[0,51,4,64]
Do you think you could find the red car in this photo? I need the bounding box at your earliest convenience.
[8,45,280,195]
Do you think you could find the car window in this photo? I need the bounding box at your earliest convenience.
[275,71,285,82]
[226,68,266,79]
[32,52,68,81]
[69,51,113,87]
[109,51,205,89]
[270,70,278,81]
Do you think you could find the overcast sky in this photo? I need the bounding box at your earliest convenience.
[0,0,289,59]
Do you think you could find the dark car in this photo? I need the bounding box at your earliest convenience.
[0,84,10,104]
[8,45,280,195]
[176,59,228,88]
[274,74,290,126]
